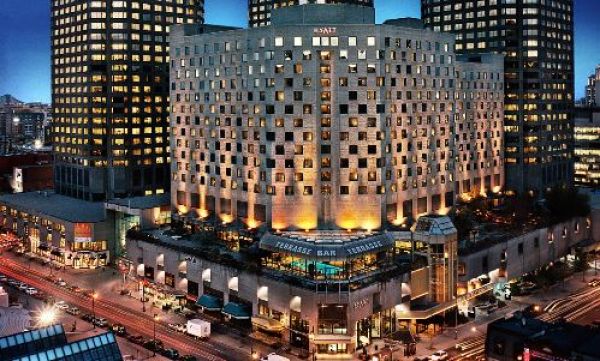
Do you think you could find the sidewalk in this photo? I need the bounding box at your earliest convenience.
[412,301,526,357]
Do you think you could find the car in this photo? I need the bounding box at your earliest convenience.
[56,279,67,287]
[81,289,94,297]
[7,279,19,287]
[32,291,47,300]
[93,317,108,327]
[179,356,197,361]
[0,274,7,282]
[66,307,80,316]
[429,350,449,361]
[17,283,29,291]
[143,340,164,352]
[588,278,600,287]
[110,323,127,336]
[126,334,145,345]
[161,348,180,360]
[25,287,37,295]
[168,323,186,333]
[54,301,69,310]
[81,313,94,322]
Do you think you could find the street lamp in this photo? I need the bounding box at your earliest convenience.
[37,306,57,328]
[153,313,160,356]
[471,326,484,337]
[140,281,146,312]
[92,291,98,329]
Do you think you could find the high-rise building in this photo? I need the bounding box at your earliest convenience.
[248,0,373,28]
[51,0,204,201]
[574,107,600,187]
[421,0,574,195]
[585,65,600,107]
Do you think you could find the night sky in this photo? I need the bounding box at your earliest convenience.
[0,0,598,103]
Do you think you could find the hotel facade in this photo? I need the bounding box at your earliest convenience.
[170,5,504,233]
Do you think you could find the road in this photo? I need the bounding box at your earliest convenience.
[448,284,600,361]
[0,257,247,361]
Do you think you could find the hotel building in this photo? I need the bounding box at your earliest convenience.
[170,5,504,232]
[51,0,204,201]
[421,0,574,194]
[127,4,506,359]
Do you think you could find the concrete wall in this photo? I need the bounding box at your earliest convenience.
[459,216,595,282]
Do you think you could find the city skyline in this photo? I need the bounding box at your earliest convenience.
[0,1,600,360]
[1,0,599,103]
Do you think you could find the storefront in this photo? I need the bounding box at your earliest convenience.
[70,251,108,269]
[0,192,114,270]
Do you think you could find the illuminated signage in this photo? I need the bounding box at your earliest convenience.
[346,240,384,255]
[316,249,336,257]
[275,241,313,255]
[313,27,337,35]
[74,223,92,242]
[353,298,369,309]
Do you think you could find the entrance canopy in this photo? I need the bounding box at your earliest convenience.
[196,294,221,311]
[222,302,251,320]
[260,232,397,260]
[251,316,285,332]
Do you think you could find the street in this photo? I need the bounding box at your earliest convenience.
[0,255,250,361]
[3,250,600,361]
[440,272,600,361]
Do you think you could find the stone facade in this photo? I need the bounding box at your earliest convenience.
[169,5,504,232]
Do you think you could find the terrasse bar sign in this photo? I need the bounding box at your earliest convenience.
[346,240,384,256]
[274,241,312,255]
[313,27,336,35]
[74,223,92,243]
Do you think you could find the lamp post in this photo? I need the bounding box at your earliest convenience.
[250,347,259,360]
[153,313,159,357]
[309,330,316,361]
[141,281,146,312]
[92,292,98,329]
[38,306,57,328]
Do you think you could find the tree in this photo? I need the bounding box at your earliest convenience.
[545,186,590,223]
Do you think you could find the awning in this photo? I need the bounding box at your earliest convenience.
[196,294,222,311]
[222,302,251,320]
[251,316,285,332]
